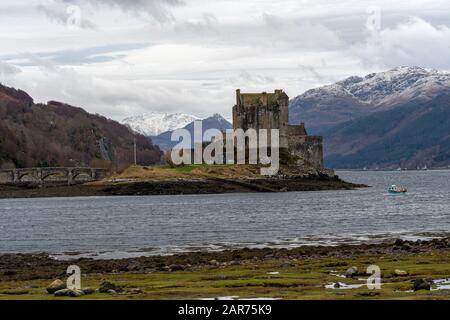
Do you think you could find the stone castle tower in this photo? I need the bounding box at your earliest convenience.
[232,89,289,148]
[232,89,323,167]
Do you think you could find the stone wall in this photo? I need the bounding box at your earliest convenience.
[288,135,323,168]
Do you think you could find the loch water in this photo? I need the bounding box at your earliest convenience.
[0,170,449,259]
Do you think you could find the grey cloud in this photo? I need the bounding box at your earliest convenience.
[38,4,96,29]
[6,0,450,121]
[353,17,450,70]
[60,0,184,23]
[11,43,151,66]
[0,61,21,78]
[170,13,342,52]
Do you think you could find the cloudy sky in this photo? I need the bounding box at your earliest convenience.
[1,0,450,120]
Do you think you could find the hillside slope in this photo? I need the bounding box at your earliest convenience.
[0,84,162,169]
[324,92,450,169]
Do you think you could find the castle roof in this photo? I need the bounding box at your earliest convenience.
[235,89,288,108]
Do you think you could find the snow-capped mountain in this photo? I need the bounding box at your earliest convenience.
[288,66,450,169]
[151,114,232,151]
[122,112,201,136]
[290,66,450,134]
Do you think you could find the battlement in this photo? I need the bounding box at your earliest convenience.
[235,89,289,108]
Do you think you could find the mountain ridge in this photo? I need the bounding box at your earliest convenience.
[151,114,232,151]
[290,66,450,134]
[122,111,201,136]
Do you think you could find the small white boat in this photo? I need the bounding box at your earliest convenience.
[388,185,407,194]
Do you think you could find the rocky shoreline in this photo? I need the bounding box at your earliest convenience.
[1,237,448,282]
[0,238,449,299]
[0,175,365,199]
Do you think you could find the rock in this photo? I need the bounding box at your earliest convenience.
[128,288,143,294]
[281,262,295,268]
[401,243,412,250]
[71,289,84,297]
[334,282,341,288]
[209,260,219,266]
[98,281,122,293]
[394,239,404,246]
[3,270,16,276]
[47,279,66,294]
[54,289,84,297]
[394,269,409,276]
[345,266,358,278]
[412,279,431,291]
[107,289,117,294]
[169,264,185,272]
[54,289,72,297]
[158,266,171,272]
[125,261,143,272]
[229,260,240,266]
[82,288,95,295]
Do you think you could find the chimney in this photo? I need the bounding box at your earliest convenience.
[236,89,241,106]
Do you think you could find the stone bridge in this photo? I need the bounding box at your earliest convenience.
[0,167,108,185]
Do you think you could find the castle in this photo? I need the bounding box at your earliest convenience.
[232,89,323,167]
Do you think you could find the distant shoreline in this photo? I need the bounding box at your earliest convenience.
[0,174,366,199]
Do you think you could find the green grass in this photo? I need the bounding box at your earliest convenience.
[174,164,234,173]
[0,251,449,300]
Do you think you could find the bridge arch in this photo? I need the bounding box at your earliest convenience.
[0,167,108,185]
[18,171,39,182]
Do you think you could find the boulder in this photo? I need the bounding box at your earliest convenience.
[394,269,409,276]
[128,288,143,294]
[125,261,143,272]
[412,279,431,291]
[82,288,95,295]
[345,266,359,278]
[98,281,122,293]
[54,289,84,297]
[169,264,185,272]
[209,260,219,266]
[47,279,66,294]
[157,266,171,272]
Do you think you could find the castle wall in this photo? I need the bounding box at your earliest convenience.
[232,89,324,168]
[288,135,323,168]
